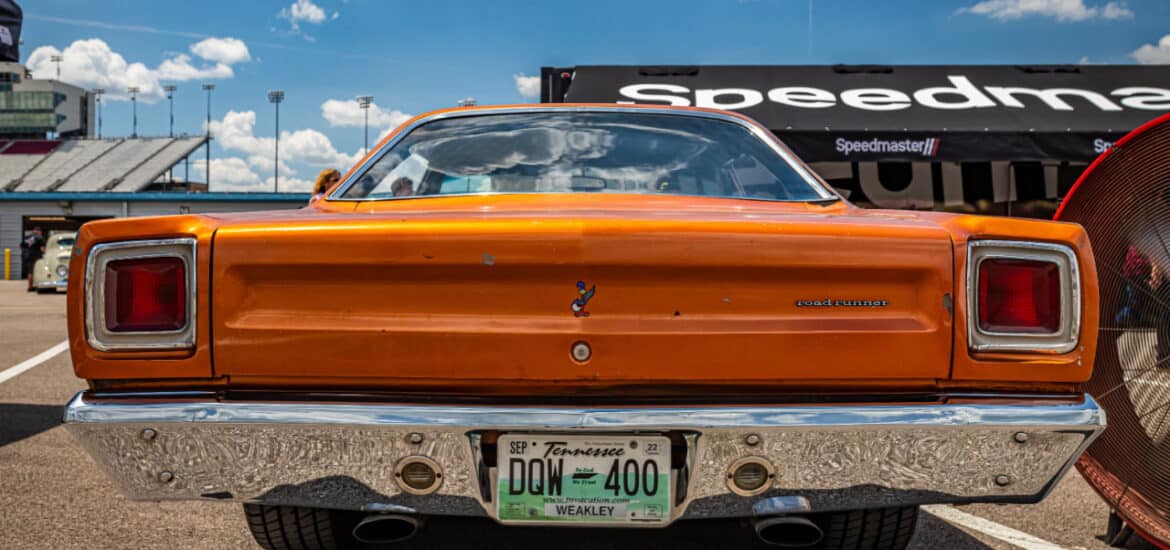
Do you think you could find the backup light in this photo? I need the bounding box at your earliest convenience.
[978,259,1061,333]
[104,257,187,332]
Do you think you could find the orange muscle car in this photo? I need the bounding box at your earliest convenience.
[64,105,1105,550]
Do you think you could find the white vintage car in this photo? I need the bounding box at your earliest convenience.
[32,231,76,293]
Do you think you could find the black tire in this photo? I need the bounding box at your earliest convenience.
[815,506,919,550]
[243,504,343,550]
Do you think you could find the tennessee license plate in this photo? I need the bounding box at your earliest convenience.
[497,434,671,525]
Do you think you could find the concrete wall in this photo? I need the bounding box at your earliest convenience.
[1,198,305,279]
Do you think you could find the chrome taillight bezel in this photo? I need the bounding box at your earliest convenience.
[84,238,197,352]
[967,240,1081,354]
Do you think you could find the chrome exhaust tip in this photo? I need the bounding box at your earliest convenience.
[352,514,420,545]
[753,516,824,548]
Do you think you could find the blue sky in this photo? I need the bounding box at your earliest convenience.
[19,0,1170,191]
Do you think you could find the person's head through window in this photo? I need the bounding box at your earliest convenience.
[312,168,342,198]
[391,177,415,197]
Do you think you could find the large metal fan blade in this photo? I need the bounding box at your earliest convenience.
[1057,114,1170,548]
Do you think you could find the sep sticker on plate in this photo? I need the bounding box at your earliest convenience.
[497,434,671,525]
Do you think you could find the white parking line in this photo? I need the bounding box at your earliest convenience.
[0,340,69,385]
[924,505,1066,550]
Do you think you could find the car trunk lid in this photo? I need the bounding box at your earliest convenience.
[210,197,954,394]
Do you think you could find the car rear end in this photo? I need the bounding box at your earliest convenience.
[61,106,1105,549]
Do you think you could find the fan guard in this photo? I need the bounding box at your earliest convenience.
[1057,113,1170,548]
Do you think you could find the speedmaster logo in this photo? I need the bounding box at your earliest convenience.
[836,137,940,157]
[617,75,1170,112]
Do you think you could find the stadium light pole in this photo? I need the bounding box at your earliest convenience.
[357,95,373,153]
[127,86,140,138]
[92,88,105,139]
[50,54,62,79]
[202,83,214,190]
[268,90,284,193]
[163,85,177,138]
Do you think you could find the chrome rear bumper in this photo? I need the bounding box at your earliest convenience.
[64,392,1105,522]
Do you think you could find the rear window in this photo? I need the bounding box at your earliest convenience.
[337,112,825,202]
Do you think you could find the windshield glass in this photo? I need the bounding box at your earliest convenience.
[55,237,75,247]
[337,112,825,201]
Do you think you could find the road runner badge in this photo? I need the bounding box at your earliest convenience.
[572,281,595,317]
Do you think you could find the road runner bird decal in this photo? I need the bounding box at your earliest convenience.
[572,281,595,317]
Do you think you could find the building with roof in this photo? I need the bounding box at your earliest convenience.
[1,192,309,279]
[0,61,91,139]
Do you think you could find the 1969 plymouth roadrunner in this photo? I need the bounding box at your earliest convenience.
[63,105,1105,549]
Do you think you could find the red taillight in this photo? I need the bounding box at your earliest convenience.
[103,257,187,332]
[978,258,1061,333]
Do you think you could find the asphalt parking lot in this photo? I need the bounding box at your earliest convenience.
[0,280,1158,550]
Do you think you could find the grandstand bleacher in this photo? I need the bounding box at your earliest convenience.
[15,140,119,191]
[0,136,208,193]
[110,137,207,192]
[0,155,47,189]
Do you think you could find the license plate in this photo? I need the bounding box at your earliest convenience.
[497,434,671,525]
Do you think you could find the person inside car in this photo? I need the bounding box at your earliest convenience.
[391,177,415,197]
[311,168,341,202]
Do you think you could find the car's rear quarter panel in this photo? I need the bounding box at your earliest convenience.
[925,212,1098,386]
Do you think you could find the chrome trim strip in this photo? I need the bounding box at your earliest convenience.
[326,106,838,202]
[83,238,198,352]
[966,240,1082,354]
[64,392,1104,429]
[64,392,1105,519]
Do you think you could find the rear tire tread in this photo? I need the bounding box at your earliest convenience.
[244,504,341,550]
[817,505,919,550]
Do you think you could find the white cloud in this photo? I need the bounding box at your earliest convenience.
[1132,35,1170,64]
[193,157,263,191]
[26,37,249,102]
[1101,1,1133,18]
[514,74,540,99]
[189,37,251,65]
[957,0,1133,21]
[211,110,361,178]
[155,55,234,81]
[320,98,411,130]
[192,157,313,193]
[279,0,331,37]
[196,111,356,193]
[266,175,314,193]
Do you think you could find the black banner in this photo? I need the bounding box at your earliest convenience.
[548,65,1170,162]
[0,0,20,63]
[779,131,1126,163]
